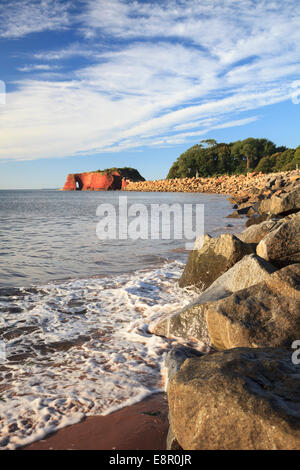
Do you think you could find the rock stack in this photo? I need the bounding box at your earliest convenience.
[62,171,127,191]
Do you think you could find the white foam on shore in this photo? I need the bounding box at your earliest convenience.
[0,261,201,449]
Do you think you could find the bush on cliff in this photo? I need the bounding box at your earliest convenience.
[96,167,145,182]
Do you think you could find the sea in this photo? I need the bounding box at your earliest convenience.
[0,189,245,449]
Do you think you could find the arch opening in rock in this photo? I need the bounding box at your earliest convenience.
[75,176,83,190]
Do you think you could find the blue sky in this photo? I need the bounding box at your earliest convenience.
[0,0,299,189]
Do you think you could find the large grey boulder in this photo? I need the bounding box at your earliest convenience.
[168,347,300,450]
[198,254,277,303]
[150,254,276,344]
[149,302,211,346]
[259,184,300,216]
[237,219,281,244]
[256,212,300,267]
[179,233,254,289]
[205,264,300,350]
[164,345,203,450]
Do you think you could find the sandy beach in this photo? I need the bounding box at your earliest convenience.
[22,393,169,450]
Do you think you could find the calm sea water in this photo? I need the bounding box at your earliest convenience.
[0,190,243,288]
[0,190,244,449]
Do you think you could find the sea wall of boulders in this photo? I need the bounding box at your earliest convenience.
[147,170,300,450]
[124,169,300,200]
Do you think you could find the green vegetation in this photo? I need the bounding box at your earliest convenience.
[96,167,145,181]
[167,138,299,179]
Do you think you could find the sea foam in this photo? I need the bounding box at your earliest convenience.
[0,261,201,449]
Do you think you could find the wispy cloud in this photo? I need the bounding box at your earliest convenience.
[33,43,95,61]
[81,0,300,66]
[18,64,61,72]
[0,0,300,161]
[0,0,71,38]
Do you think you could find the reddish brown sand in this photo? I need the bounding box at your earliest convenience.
[23,393,169,450]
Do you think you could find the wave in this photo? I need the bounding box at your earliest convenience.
[0,260,202,449]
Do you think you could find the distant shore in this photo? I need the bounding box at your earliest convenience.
[123,170,299,200]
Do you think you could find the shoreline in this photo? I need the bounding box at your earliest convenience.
[22,393,169,451]
[19,188,245,451]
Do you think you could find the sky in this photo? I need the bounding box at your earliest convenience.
[0,0,299,189]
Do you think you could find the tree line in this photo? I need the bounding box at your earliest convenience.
[167,138,300,179]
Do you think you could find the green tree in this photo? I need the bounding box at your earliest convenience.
[274,149,295,171]
[231,138,276,169]
[255,154,277,173]
[167,145,204,178]
[293,146,300,169]
[167,138,297,179]
[215,144,233,174]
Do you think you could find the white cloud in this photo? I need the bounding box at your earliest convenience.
[0,0,300,161]
[0,0,70,38]
[166,116,261,143]
[33,43,95,61]
[18,64,61,72]
[82,0,300,65]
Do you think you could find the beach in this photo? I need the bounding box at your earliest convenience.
[0,190,240,450]
[23,393,168,450]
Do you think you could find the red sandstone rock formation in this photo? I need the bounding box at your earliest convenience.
[63,171,127,191]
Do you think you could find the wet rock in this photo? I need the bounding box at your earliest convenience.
[179,233,254,289]
[226,211,243,219]
[245,207,257,217]
[151,254,275,344]
[168,347,300,449]
[245,213,270,227]
[234,205,258,216]
[149,302,211,346]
